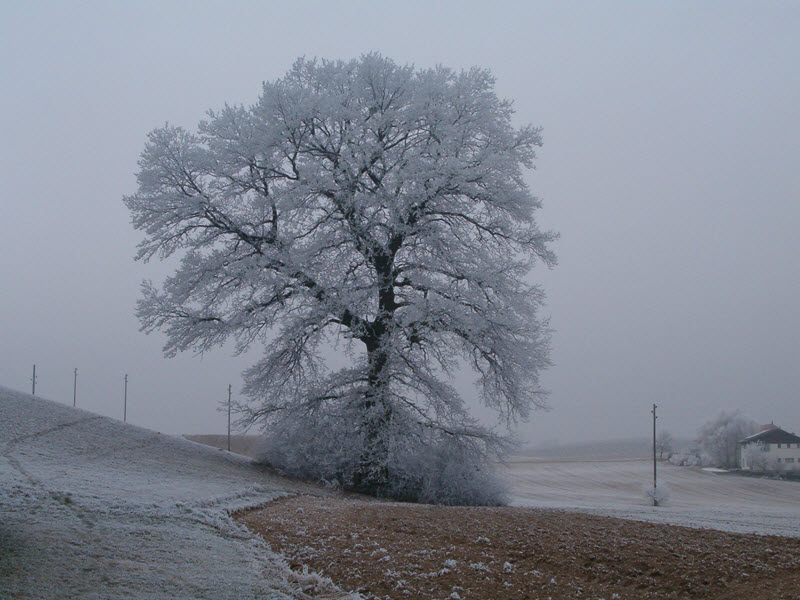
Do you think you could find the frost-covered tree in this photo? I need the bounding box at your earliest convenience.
[741,442,779,473]
[696,411,757,469]
[655,429,673,459]
[124,55,556,502]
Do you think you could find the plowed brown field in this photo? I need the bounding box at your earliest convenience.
[237,494,800,600]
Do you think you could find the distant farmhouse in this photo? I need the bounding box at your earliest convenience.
[739,424,800,472]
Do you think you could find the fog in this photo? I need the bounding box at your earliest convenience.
[2,2,798,444]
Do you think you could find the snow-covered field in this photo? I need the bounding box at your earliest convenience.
[507,456,800,537]
[0,386,354,599]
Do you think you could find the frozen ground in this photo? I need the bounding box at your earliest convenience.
[4,387,797,599]
[0,386,355,599]
[506,455,800,537]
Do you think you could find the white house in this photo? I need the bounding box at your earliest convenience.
[739,424,800,472]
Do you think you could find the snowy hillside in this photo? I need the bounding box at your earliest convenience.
[0,386,355,599]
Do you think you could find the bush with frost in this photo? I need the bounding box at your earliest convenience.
[741,442,779,473]
[643,483,670,506]
[669,451,701,467]
[257,403,508,505]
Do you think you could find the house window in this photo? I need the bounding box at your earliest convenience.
[785,458,796,463]
[778,443,782,449]
[777,458,782,463]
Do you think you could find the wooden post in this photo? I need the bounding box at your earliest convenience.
[31,364,37,395]
[123,374,128,422]
[227,384,232,452]
[652,403,658,505]
[73,368,78,407]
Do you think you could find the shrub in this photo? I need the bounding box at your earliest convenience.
[643,483,670,506]
[256,404,508,506]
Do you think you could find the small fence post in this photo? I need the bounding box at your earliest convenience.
[227,384,232,452]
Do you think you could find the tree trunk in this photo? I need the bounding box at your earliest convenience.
[352,337,393,493]
[353,254,397,494]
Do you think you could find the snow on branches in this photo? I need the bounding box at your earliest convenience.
[124,54,556,503]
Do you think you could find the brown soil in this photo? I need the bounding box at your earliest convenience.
[236,494,800,600]
[183,434,264,458]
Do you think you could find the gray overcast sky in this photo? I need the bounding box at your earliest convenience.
[2,1,798,444]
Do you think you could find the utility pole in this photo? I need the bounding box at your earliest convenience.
[652,403,658,505]
[73,368,78,407]
[31,364,37,395]
[227,384,232,452]
[123,374,128,423]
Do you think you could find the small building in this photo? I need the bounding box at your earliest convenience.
[739,424,800,472]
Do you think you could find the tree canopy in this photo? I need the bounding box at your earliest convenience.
[125,54,556,503]
[696,411,756,469]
